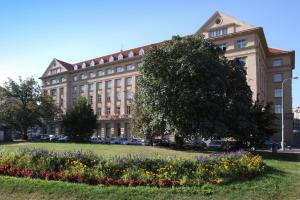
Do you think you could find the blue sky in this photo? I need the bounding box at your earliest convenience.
[0,0,299,106]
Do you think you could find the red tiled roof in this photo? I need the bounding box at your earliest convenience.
[56,59,75,71]
[73,42,162,69]
[268,47,289,54]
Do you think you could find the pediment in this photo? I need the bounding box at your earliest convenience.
[41,59,69,77]
[195,11,255,35]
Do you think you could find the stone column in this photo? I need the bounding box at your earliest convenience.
[120,122,125,138]
[101,83,106,116]
[111,79,115,115]
[120,77,126,115]
[92,82,97,113]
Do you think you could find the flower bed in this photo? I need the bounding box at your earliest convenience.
[0,148,266,187]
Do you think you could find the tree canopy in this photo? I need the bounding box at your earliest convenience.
[62,97,97,142]
[133,35,276,146]
[0,77,59,139]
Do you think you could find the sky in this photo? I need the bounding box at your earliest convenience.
[0,0,299,107]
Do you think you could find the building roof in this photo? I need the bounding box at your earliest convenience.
[268,47,290,54]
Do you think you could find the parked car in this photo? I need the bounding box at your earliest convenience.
[127,138,143,145]
[183,140,207,149]
[109,137,122,144]
[90,136,103,144]
[207,140,226,150]
[49,134,59,142]
[120,138,130,145]
[57,135,69,142]
[40,134,50,141]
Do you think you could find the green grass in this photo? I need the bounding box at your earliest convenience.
[0,141,204,158]
[0,142,299,200]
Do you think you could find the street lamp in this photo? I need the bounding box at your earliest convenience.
[281,76,298,151]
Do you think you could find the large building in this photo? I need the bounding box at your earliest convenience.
[41,11,297,145]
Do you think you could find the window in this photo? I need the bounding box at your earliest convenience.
[74,65,78,70]
[139,48,144,55]
[106,107,111,115]
[60,88,64,95]
[98,70,104,76]
[106,90,111,102]
[88,83,93,92]
[99,58,104,64]
[109,56,114,62]
[73,76,78,81]
[116,90,121,101]
[97,94,102,103]
[126,77,132,86]
[61,77,66,82]
[80,73,87,80]
[106,68,113,75]
[106,80,111,89]
[50,69,59,75]
[274,89,283,97]
[79,85,84,94]
[72,86,77,94]
[126,105,131,115]
[51,79,58,85]
[97,82,102,90]
[208,28,228,38]
[137,62,143,68]
[128,51,134,58]
[236,40,246,49]
[116,79,121,87]
[273,74,282,82]
[82,63,86,68]
[116,66,123,73]
[236,57,246,67]
[118,53,123,60]
[89,72,96,78]
[274,105,282,114]
[89,95,93,105]
[126,65,134,71]
[50,89,57,97]
[218,43,227,51]
[90,60,95,66]
[272,59,283,67]
[126,90,133,99]
[116,106,120,114]
[97,108,101,116]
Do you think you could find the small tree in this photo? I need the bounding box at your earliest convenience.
[62,97,97,142]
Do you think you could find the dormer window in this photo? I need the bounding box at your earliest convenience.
[74,65,78,70]
[109,56,114,62]
[82,63,86,68]
[99,58,104,64]
[90,60,95,66]
[139,48,144,55]
[118,53,123,60]
[128,51,134,58]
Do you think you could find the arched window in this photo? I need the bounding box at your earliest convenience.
[118,53,123,60]
[82,63,86,68]
[109,56,114,62]
[139,48,144,55]
[90,60,95,66]
[74,65,78,70]
[128,51,134,58]
[99,58,104,64]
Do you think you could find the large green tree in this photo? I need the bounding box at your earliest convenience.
[62,97,97,142]
[0,77,59,140]
[133,35,254,146]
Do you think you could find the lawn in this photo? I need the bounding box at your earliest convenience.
[0,142,299,200]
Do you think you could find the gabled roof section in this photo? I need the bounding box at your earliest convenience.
[195,11,255,35]
[41,58,72,77]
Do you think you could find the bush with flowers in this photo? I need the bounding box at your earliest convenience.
[0,148,266,187]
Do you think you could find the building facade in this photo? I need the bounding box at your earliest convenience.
[40,12,296,145]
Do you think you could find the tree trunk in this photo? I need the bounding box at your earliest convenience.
[22,130,28,140]
[175,134,184,148]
